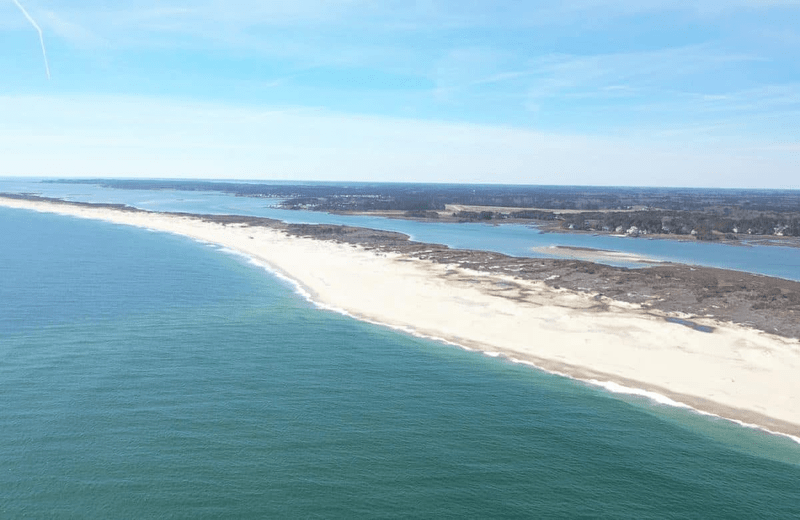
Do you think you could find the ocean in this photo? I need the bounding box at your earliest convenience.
[2,205,800,518]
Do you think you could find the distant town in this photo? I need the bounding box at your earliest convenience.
[50,179,800,240]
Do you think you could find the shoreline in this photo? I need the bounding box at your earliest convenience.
[2,195,800,442]
[236,251,800,445]
[326,208,800,249]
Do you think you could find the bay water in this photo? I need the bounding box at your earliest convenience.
[2,206,800,518]
[4,178,800,280]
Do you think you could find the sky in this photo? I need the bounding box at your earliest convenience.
[1,1,799,188]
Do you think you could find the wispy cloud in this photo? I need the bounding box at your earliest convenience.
[426,44,768,122]
[39,8,104,48]
[1,94,797,188]
[521,45,764,103]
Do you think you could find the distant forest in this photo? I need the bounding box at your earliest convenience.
[50,179,800,239]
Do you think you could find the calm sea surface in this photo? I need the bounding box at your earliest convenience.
[2,205,799,518]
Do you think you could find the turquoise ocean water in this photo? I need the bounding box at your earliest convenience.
[2,206,800,518]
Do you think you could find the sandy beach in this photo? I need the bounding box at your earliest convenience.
[3,195,800,440]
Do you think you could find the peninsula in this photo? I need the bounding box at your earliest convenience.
[2,193,799,440]
[51,179,800,246]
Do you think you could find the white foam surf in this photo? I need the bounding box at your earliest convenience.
[587,380,694,409]
[587,379,800,445]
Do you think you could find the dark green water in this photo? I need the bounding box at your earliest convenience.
[1,207,799,518]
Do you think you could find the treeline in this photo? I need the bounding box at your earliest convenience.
[48,180,800,233]
[451,207,800,239]
[51,179,800,213]
[547,211,800,239]
[284,196,445,212]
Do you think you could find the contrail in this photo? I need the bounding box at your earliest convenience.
[11,0,51,79]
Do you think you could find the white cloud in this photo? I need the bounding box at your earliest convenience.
[39,8,105,47]
[0,94,796,188]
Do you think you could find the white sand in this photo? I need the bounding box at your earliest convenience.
[3,196,800,438]
[530,245,664,265]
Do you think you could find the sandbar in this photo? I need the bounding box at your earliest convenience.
[2,195,799,440]
[530,245,665,265]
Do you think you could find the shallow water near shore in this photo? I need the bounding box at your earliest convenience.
[2,206,800,517]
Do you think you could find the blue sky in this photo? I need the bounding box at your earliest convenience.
[2,1,799,187]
